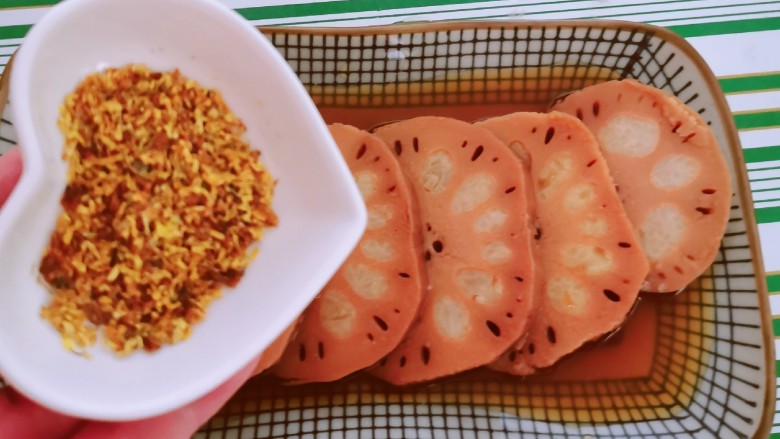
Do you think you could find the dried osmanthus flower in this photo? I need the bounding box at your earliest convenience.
[39,64,277,355]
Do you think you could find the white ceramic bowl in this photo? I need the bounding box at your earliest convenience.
[0,0,365,421]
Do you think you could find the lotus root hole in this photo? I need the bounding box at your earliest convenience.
[564,183,597,211]
[547,326,557,344]
[580,217,608,237]
[603,289,621,302]
[451,173,496,213]
[360,239,396,262]
[547,277,588,314]
[486,320,501,337]
[433,297,469,340]
[421,150,454,193]
[471,145,484,161]
[457,269,504,304]
[509,141,530,164]
[473,209,508,233]
[639,204,686,262]
[356,143,367,160]
[373,315,389,331]
[355,171,378,200]
[367,205,393,229]
[538,153,573,199]
[562,245,614,275]
[481,241,512,265]
[651,154,701,190]
[344,264,389,299]
[319,290,357,338]
[598,114,659,157]
[544,127,555,144]
[394,140,402,155]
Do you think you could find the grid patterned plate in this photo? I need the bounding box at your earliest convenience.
[0,19,773,439]
[193,21,774,439]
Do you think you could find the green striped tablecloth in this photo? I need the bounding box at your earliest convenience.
[1,0,778,435]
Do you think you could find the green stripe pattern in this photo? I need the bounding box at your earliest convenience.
[237,0,496,21]
[756,208,780,223]
[720,73,780,94]
[734,110,780,130]
[719,72,780,226]
[668,15,780,37]
[768,274,780,292]
[1,0,56,7]
[0,24,29,40]
[743,145,780,163]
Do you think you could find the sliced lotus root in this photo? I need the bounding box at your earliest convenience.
[370,116,536,385]
[272,124,426,383]
[551,79,732,293]
[478,111,649,375]
[253,320,299,375]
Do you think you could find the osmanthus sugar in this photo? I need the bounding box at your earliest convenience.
[39,64,277,356]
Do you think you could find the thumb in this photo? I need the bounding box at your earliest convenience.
[0,147,22,207]
[72,355,261,439]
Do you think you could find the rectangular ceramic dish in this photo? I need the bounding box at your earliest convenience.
[0,18,773,439]
[194,20,774,439]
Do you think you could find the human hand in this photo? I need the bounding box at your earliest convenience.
[0,147,259,438]
[0,147,21,207]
